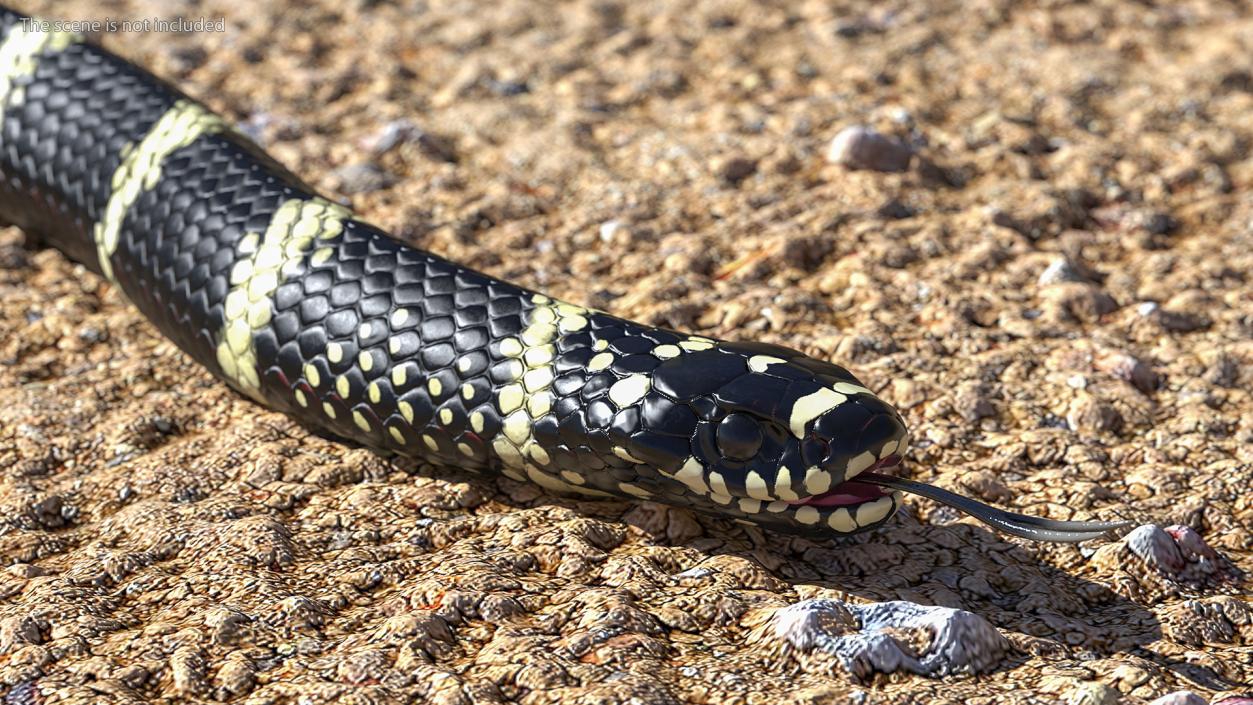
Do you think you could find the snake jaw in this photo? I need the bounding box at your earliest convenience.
[789,454,902,508]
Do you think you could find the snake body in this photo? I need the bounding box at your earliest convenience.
[0,6,1129,541]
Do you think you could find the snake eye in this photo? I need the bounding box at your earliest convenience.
[717,413,763,461]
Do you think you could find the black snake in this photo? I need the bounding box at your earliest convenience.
[0,5,1129,542]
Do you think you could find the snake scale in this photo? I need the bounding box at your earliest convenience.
[0,5,1129,541]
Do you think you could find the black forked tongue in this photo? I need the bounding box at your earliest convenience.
[857,473,1134,543]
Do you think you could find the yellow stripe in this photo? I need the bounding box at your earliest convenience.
[215,197,350,401]
[94,100,228,281]
[0,24,80,125]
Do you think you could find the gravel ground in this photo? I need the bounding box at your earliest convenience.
[1,0,1251,703]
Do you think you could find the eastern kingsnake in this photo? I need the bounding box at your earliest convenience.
[0,5,1129,542]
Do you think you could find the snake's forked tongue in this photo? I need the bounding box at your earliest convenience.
[856,473,1134,543]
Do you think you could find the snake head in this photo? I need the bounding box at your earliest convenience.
[616,339,909,536]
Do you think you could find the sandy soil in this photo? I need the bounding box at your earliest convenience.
[1,0,1251,703]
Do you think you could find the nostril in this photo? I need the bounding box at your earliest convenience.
[802,436,831,465]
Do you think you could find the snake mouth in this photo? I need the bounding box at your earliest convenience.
[827,462,1136,543]
[788,455,902,508]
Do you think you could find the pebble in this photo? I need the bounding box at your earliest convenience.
[714,155,758,185]
[1066,681,1120,705]
[1147,691,1207,705]
[1039,256,1086,286]
[1094,349,1160,394]
[332,162,395,195]
[750,598,1010,677]
[826,126,913,172]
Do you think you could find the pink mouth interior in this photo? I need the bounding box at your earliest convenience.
[789,455,900,507]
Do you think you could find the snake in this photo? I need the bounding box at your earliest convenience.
[0,5,1129,542]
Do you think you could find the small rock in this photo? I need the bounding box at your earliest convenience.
[1038,256,1086,286]
[1066,393,1124,434]
[826,126,913,172]
[876,198,915,219]
[1147,691,1207,705]
[360,119,457,162]
[1094,349,1160,394]
[745,598,1011,677]
[1066,681,1119,705]
[1152,308,1211,333]
[593,220,625,246]
[332,162,395,195]
[714,155,758,185]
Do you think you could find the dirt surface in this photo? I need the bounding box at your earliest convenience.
[2,0,1252,703]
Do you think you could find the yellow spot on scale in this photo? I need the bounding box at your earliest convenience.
[323,402,337,419]
[846,450,876,477]
[679,340,714,352]
[672,457,708,494]
[458,442,474,457]
[879,439,899,459]
[439,408,453,425]
[745,470,772,500]
[618,482,652,498]
[748,355,786,373]
[358,322,373,339]
[422,434,439,452]
[294,389,308,407]
[828,508,857,532]
[520,324,556,348]
[589,352,614,371]
[592,339,609,351]
[398,401,414,424]
[652,344,681,359]
[311,247,333,266]
[804,466,832,495]
[457,358,472,373]
[608,374,650,407]
[613,447,645,464]
[304,364,321,388]
[856,496,894,527]
[738,498,762,514]
[773,465,800,501]
[499,338,524,357]
[833,382,873,396]
[708,471,730,498]
[522,367,553,393]
[389,427,405,444]
[428,378,442,397]
[236,232,259,254]
[498,384,524,414]
[367,382,381,404]
[391,365,408,387]
[526,392,551,418]
[358,351,374,372]
[335,376,350,398]
[391,308,409,327]
[559,314,588,332]
[529,445,551,465]
[461,383,475,400]
[502,412,531,445]
[532,307,557,324]
[794,506,820,525]
[523,345,554,368]
[560,470,586,485]
[532,294,550,304]
[352,411,371,432]
[469,411,484,433]
[788,388,848,438]
[767,500,788,513]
